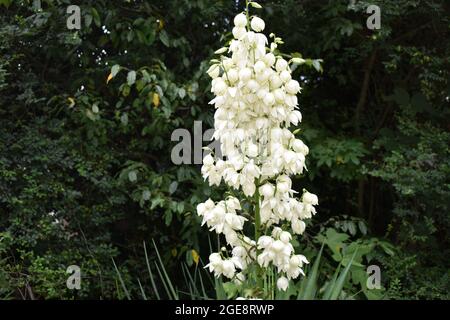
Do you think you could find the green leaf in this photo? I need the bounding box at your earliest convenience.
[178,88,186,99]
[91,7,101,27]
[358,221,367,235]
[312,59,323,72]
[111,64,121,77]
[169,181,178,194]
[222,282,238,299]
[127,71,136,86]
[0,0,12,8]
[159,30,170,47]
[128,170,137,182]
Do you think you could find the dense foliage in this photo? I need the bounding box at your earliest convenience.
[0,0,448,299]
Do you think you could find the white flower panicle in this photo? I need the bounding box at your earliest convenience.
[198,7,318,293]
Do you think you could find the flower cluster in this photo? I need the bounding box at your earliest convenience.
[197,8,318,293]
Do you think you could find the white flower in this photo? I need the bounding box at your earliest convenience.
[263,92,275,106]
[251,16,265,32]
[302,191,318,205]
[232,27,246,39]
[271,240,285,252]
[280,231,292,243]
[276,175,292,193]
[222,259,236,278]
[292,219,306,235]
[277,276,289,291]
[259,183,275,198]
[285,80,300,95]
[203,153,214,166]
[257,235,274,249]
[280,70,291,83]
[264,53,276,66]
[239,67,252,82]
[247,143,258,157]
[234,13,247,27]
[292,139,308,155]
[275,59,288,72]
[227,68,239,83]
[207,64,220,79]
[254,60,266,73]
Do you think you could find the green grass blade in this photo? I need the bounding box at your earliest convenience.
[181,263,197,299]
[196,264,209,299]
[152,239,178,299]
[112,258,131,300]
[143,241,161,300]
[137,278,147,300]
[154,261,173,299]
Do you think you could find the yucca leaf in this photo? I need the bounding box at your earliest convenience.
[137,278,147,300]
[300,242,324,300]
[143,241,160,300]
[323,264,341,300]
[112,258,131,300]
[329,248,359,300]
[152,239,178,299]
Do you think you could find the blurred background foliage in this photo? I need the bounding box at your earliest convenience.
[0,0,448,299]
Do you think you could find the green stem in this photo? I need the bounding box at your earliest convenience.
[245,0,250,30]
[254,186,260,241]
